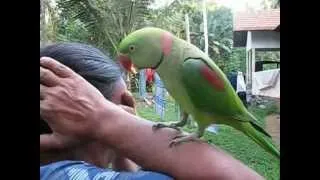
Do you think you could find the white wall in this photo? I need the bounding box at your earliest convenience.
[247,31,280,50]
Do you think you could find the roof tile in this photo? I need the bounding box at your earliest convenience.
[234,9,280,31]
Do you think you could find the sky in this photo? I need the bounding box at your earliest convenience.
[215,0,264,12]
[150,0,264,12]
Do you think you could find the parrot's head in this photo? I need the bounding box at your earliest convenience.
[117,27,173,74]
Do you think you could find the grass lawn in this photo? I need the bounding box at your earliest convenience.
[135,93,280,180]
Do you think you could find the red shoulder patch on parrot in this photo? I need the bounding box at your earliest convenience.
[200,65,225,91]
[160,32,173,56]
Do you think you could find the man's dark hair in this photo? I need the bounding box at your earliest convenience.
[40,42,123,134]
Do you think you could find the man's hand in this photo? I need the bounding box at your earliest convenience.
[40,57,121,152]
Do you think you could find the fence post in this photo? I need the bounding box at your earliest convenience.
[138,69,146,99]
[154,73,166,120]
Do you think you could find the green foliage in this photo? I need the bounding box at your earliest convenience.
[227,48,247,73]
[56,19,91,43]
[207,7,233,57]
[56,0,154,56]
[187,6,233,60]
[261,0,280,9]
[40,0,60,46]
[145,0,197,38]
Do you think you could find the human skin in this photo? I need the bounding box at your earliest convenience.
[40,57,264,180]
[40,62,138,171]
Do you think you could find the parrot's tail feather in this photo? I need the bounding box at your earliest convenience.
[250,121,272,138]
[246,111,272,138]
[241,122,280,159]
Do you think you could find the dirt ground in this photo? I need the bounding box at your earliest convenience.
[265,114,280,147]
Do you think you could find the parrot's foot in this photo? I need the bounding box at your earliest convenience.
[169,133,206,147]
[152,123,181,132]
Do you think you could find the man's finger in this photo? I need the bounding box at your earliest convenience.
[40,57,73,78]
[119,105,136,115]
[121,91,136,109]
[40,67,60,87]
[40,100,51,120]
[40,84,47,100]
[40,134,63,152]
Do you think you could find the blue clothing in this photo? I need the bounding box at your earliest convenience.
[40,160,173,180]
[227,72,237,91]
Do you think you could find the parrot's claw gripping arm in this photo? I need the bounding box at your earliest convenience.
[175,112,189,127]
[152,123,182,131]
[169,127,206,147]
[169,132,206,147]
[152,112,189,132]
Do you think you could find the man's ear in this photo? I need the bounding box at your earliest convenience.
[120,91,137,114]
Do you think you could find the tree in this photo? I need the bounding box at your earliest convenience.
[56,0,154,56]
[148,1,237,74]
[40,0,60,46]
[40,0,46,46]
[186,6,234,73]
[145,0,197,39]
[261,0,280,9]
[56,18,91,43]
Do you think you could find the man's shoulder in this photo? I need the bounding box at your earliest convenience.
[40,160,173,180]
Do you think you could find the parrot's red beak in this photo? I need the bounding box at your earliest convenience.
[118,54,137,74]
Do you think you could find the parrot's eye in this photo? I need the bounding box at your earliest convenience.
[129,45,135,52]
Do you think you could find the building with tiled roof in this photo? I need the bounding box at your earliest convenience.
[233,9,280,99]
[233,9,280,48]
[234,9,280,31]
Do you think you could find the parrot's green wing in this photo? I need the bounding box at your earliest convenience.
[181,58,270,137]
[181,57,247,118]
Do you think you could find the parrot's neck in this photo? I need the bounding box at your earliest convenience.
[155,38,184,78]
[152,52,165,70]
[156,54,177,77]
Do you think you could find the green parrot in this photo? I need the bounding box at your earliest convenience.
[117,27,280,159]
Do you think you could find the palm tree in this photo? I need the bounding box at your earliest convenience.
[57,0,154,56]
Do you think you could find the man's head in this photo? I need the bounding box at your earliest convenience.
[40,43,135,166]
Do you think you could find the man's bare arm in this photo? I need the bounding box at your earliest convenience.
[97,108,263,180]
